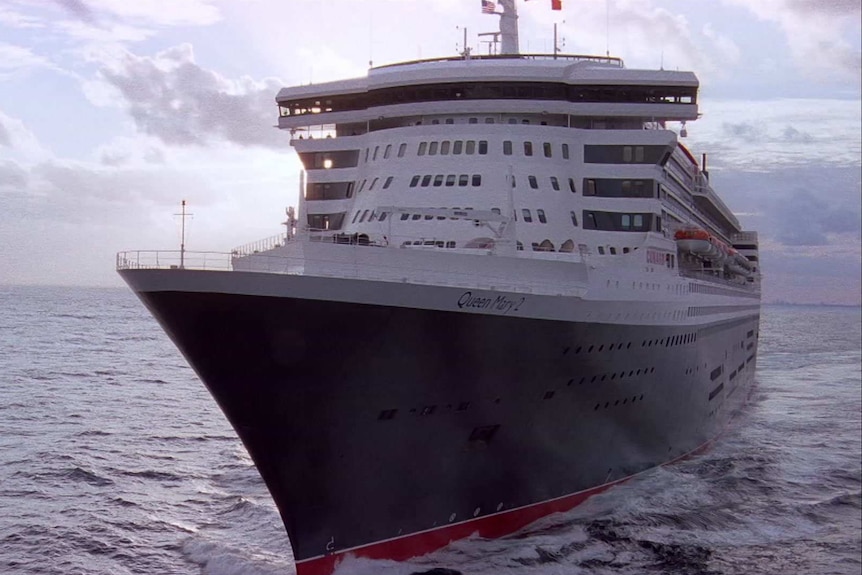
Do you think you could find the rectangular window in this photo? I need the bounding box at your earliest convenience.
[522,209,533,222]
[484,117,494,124]
[580,178,656,198]
[418,142,427,156]
[359,209,369,223]
[478,140,488,155]
[622,180,632,195]
[429,141,439,155]
[398,143,407,157]
[453,141,463,154]
[421,175,432,187]
[543,142,552,157]
[383,176,394,189]
[582,210,653,232]
[440,141,450,155]
[400,213,410,221]
[445,174,456,186]
[537,209,547,223]
[352,211,361,223]
[471,174,482,187]
[562,143,570,159]
[368,177,379,190]
[570,211,578,226]
[503,140,513,155]
[379,211,388,222]
[433,174,444,186]
[550,176,560,191]
[372,146,379,161]
[469,117,478,124]
[465,140,476,155]
[383,144,392,159]
[410,175,420,187]
[524,141,533,156]
[364,148,369,162]
[528,175,538,189]
[458,174,469,186]
[584,145,667,164]
[568,178,577,193]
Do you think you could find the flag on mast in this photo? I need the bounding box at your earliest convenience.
[481,0,496,14]
[524,0,563,10]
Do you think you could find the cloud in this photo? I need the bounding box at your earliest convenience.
[0,160,29,189]
[98,44,286,148]
[53,0,95,23]
[0,5,44,28]
[771,190,861,246]
[722,0,861,85]
[0,42,52,76]
[0,110,52,164]
[50,0,220,27]
[0,120,11,147]
[721,122,768,142]
[686,99,861,170]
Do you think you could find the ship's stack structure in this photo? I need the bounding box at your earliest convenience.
[117,3,760,575]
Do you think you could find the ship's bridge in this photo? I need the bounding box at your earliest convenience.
[276,53,699,131]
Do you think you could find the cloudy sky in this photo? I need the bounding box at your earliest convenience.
[1,0,860,304]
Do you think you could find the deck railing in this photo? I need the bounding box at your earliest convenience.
[230,233,288,257]
[116,251,232,271]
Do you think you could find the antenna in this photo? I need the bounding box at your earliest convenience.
[368,7,373,67]
[605,0,610,57]
[174,200,193,269]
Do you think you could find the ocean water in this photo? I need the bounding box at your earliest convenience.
[0,285,859,575]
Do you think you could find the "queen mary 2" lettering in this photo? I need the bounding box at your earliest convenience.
[457,291,525,315]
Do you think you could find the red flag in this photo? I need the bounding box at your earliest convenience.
[551,0,562,10]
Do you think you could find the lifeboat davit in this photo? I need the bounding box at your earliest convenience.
[675,228,719,260]
[726,248,754,276]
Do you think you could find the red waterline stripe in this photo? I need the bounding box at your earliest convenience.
[296,404,752,575]
[294,476,626,575]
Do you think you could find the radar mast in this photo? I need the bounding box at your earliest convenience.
[498,0,519,54]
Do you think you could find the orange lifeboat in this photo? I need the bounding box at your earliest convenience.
[675,228,720,259]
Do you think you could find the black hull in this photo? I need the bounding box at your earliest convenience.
[123,269,758,573]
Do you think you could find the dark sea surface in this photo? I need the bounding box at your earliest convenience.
[1,285,859,575]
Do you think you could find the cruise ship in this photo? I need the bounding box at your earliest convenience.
[117,2,761,573]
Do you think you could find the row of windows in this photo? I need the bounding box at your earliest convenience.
[504,140,570,159]
[307,175,662,200]
[279,80,698,116]
[301,142,670,171]
[418,140,488,156]
[409,174,482,188]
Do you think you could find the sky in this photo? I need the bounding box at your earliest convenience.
[0,0,860,305]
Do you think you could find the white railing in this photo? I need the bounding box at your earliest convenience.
[231,233,288,257]
[116,251,233,271]
[116,244,590,297]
